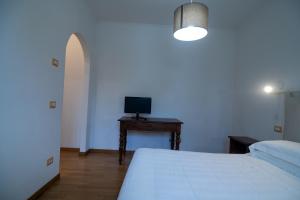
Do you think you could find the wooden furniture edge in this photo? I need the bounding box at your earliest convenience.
[28,173,60,200]
[78,148,134,156]
[228,136,258,145]
[60,147,80,152]
[89,149,134,154]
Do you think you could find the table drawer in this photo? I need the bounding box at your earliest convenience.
[123,122,178,132]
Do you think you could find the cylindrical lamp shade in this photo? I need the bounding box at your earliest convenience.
[173,2,208,41]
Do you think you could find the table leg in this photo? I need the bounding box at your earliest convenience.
[175,131,181,150]
[170,132,175,150]
[119,127,126,165]
[123,130,127,157]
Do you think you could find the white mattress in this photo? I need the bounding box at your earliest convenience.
[118,148,300,200]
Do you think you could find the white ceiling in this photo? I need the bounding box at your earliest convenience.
[86,0,269,28]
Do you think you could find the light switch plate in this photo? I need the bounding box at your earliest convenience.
[274,125,283,133]
[52,58,59,67]
[49,101,56,109]
[47,156,54,166]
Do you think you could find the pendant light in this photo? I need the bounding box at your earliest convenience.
[173,0,208,41]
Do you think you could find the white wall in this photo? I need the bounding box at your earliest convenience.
[89,22,237,152]
[61,34,86,149]
[234,0,300,140]
[0,0,96,199]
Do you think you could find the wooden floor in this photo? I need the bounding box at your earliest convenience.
[38,150,133,200]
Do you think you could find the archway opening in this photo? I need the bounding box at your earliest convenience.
[61,33,90,153]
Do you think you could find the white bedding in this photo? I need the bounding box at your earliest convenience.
[118,148,300,200]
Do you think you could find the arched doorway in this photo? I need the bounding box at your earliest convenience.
[61,33,90,153]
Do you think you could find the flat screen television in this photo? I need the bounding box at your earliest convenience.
[124,97,151,120]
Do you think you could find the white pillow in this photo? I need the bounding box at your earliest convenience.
[250,148,300,178]
[249,140,300,167]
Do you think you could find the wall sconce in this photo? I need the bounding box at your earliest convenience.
[263,84,298,96]
[263,85,274,94]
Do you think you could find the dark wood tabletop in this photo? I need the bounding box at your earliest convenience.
[118,116,183,124]
[228,136,258,146]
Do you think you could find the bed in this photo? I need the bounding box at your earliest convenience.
[118,140,300,200]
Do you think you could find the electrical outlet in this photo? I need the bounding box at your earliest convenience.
[52,58,59,67]
[274,125,283,133]
[47,156,54,166]
[49,101,56,109]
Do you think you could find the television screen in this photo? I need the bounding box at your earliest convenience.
[124,97,151,114]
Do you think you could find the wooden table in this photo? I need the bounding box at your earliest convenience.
[118,117,183,164]
[228,136,258,154]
